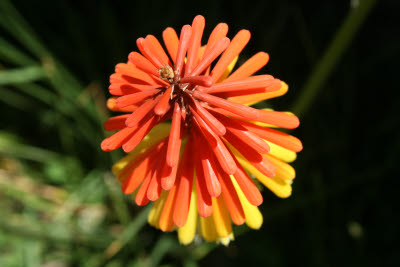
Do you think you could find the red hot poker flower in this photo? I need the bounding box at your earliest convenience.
[102,15,303,245]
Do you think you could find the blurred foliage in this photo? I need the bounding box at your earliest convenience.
[0,0,398,266]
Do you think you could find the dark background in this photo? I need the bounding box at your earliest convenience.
[0,0,399,266]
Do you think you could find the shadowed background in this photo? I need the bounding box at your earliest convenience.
[0,0,398,266]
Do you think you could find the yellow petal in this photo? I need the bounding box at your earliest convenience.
[230,175,263,229]
[148,190,168,228]
[264,154,295,180]
[212,196,232,238]
[218,56,239,82]
[218,233,234,246]
[112,123,171,176]
[178,186,198,245]
[267,141,297,163]
[199,216,218,242]
[231,147,292,198]
[228,81,289,106]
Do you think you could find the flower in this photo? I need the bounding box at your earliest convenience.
[102,15,303,245]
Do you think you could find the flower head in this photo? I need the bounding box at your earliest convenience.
[102,15,302,245]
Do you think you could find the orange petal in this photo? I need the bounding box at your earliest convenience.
[204,23,229,57]
[193,91,259,121]
[159,185,178,232]
[104,115,130,131]
[173,135,195,227]
[189,37,230,77]
[128,52,159,76]
[225,52,269,82]
[211,29,251,82]
[145,35,171,67]
[162,27,179,63]
[116,89,159,108]
[154,87,172,116]
[175,25,192,74]
[166,102,182,167]
[218,169,245,225]
[185,15,205,75]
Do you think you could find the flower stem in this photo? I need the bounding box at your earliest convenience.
[293,0,378,117]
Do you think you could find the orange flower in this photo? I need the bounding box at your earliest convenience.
[102,15,302,245]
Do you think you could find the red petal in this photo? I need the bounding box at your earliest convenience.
[225,52,269,82]
[166,102,182,167]
[175,25,192,75]
[163,27,179,64]
[154,87,172,116]
[128,52,160,76]
[185,15,205,76]
[211,29,251,82]
[189,37,230,77]
[116,89,159,108]
[173,135,195,227]
[193,90,259,121]
[104,115,130,131]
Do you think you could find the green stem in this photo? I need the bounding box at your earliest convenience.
[292,0,377,117]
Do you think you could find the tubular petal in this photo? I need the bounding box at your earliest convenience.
[230,176,263,229]
[115,64,165,86]
[211,29,251,82]
[135,173,152,206]
[107,97,138,112]
[267,141,297,163]
[189,37,230,77]
[239,120,303,152]
[112,124,171,177]
[257,110,300,129]
[122,115,159,153]
[233,150,292,198]
[200,216,218,242]
[137,37,164,68]
[128,52,160,76]
[154,87,172,116]
[120,139,166,193]
[227,80,286,105]
[178,187,198,245]
[193,91,259,121]
[146,145,167,201]
[196,132,221,197]
[225,52,269,82]
[217,56,238,83]
[203,75,275,94]
[185,15,205,75]
[195,152,213,217]
[180,75,213,87]
[204,23,229,57]
[116,89,159,108]
[173,136,195,227]
[190,99,226,136]
[192,115,237,175]
[212,196,233,238]
[231,160,263,206]
[264,154,296,180]
[104,115,130,131]
[148,190,168,228]
[145,35,171,67]
[166,102,182,167]
[159,185,178,232]
[175,25,192,74]
[215,113,270,154]
[101,127,136,152]
[125,95,160,128]
[109,83,161,96]
[218,170,246,225]
[163,27,179,63]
